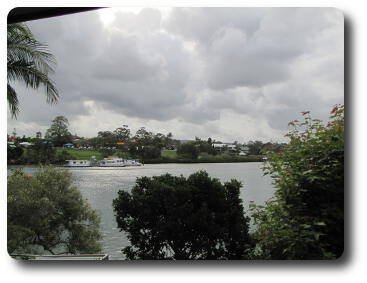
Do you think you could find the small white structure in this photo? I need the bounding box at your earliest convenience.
[213,143,237,152]
[213,143,226,149]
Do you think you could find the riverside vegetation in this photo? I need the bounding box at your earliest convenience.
[8,115,278,165]
[8,106,344,260]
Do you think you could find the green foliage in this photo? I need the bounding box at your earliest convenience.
[7,145,23,163]
[54,149,75,164]
[114,125,131,142]
[161,149,178,159]
[8,167,102,255]
[97,131,117,146]
[7,23,58,118]
[177,142,200,159]
[113,171,251,259]
[246,140,264,155]
[115,150,130,159]
[134,127,154,145]
[24,140,56,164]
[45,116,72,147]
[251,105,344,259]
[141,145,162,159]
[98,148,115,158]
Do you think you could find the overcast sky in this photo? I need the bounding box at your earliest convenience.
[7,7,344,143]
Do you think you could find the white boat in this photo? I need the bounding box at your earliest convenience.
[64,160,91,167]
[97,157,141,167]
[123,159,142,166]
[97,158,126,167]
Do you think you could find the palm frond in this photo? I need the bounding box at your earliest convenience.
[7,23,59,118]
[7,83,19,118]
[7,59,59,104]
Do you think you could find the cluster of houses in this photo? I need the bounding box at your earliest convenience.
[8,133,251,156]
[212,143,250,156]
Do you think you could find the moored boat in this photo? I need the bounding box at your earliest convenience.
[97,157,142,167]
[64,160,91,167]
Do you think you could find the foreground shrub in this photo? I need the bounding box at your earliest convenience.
[113,171,251,259]
[251,105,344,259]
[8,167,102,256]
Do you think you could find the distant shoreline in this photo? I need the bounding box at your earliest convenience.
[7,147,266,166]
[8,158,265,167]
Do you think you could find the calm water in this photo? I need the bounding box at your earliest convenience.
[8,162,275,260]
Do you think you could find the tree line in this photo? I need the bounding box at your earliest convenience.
[8,115,286,165]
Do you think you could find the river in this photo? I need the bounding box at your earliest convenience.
[8,162,275,260]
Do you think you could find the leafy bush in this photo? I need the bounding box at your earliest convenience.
[54,149,75,164]
[251,105,344,259]
[23,140,56,164]
[113,171,251,259]
[141,145,162,159]
[177,142,199,159]
[7,145,23,164]
[8,167,102,256]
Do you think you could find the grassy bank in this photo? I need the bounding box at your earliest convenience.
[56,148,103,160]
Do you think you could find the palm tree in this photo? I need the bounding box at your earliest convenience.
[7,23,59,118]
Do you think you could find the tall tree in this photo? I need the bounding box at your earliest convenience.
[7,23,58,118]
[45,116,72,146]
[134,127,154,145]
[113,171,251,259]
[114,125,131,142]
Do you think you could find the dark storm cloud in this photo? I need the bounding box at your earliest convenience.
[166,8,338,90]
[92,33,166,81]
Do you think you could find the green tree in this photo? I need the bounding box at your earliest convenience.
[134,127,154,145]
[7,145,23,164]
[141,145,162,159]
[24,140,56,164]
[251,105,344,259]
[113,171,251,259]
[45,116,72,147]
[8,167,101,255]
[177,142,199,159]
[54,149,75,164]
[246,140,264,155]
[114,125,131,142]
[7,23,58,118]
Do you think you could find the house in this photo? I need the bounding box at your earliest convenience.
[19,142,32,147]
[212,143,238,153]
